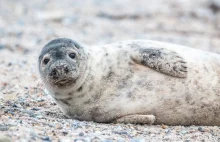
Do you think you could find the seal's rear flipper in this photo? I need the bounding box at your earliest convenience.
[130,48,187,78]
[115,114,155,124]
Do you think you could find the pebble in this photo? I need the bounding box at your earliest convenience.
[0,44,5,50]
[0,125,9,131]
[37,98,45,102]
[41,136,51,141]
[62,16,78,26]
[0,135,11,142]
[37,11,65,21]
[79,132,84,137]
[198,127,205,132]
[36,115,43,119]
[165,129,171,134]
[209,0,220,13]
[12,104,18,108]
[180,130,188,135]
[161,124,168,129]
[150,134,156,137]
[55,123,62,129]
[102,139,113,142]
[130,138,145,142]
[31,107,40,111]
[62,131,68,135]
[0,28,4,36]
[114,131,128,135]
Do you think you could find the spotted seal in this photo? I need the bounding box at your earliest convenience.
[38,38,220,126]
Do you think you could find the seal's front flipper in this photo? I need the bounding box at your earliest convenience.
[131,48,187,78]
[115,114,155,124]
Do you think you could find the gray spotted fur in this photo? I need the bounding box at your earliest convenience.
[131,47,187,78]
[39,38,220,126]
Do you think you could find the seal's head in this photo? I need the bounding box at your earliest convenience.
[38,38,86,88]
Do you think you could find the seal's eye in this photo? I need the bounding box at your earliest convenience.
[69,53,76,59]
[43,58,50,65]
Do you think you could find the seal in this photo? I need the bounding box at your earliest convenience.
[38,38,220,126]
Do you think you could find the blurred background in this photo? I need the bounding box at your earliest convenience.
[0,0,220,141]
[0,0,220,52]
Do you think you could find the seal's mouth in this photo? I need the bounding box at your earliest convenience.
[53,78,76,86]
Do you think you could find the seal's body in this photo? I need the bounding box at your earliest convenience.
[39,38,220,126]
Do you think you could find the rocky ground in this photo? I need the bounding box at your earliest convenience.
[0,0,220,141]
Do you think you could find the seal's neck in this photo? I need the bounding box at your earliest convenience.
[71,53,91,92]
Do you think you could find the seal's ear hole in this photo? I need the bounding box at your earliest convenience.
[43,58,50,65]
[69,53,76,59]
[73,41,81,49]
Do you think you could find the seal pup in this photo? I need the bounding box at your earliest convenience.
[38,38,220,126]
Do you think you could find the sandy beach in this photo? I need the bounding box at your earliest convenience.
[0,0,220,141]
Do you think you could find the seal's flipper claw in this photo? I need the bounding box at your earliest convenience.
[131,48,187,78]
[115,114,155,124]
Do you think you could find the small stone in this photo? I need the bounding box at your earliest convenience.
[37,11,65,22]
[62,16,78,26]
[36,115,43,119]
[0,125,9,131]
[7,62,12,66]
[37,98,45,102]
[130,138,145,142]
[74,139,85,142]
[25,103,30,107]
[0,28,4,36]
[150,134,156,137]
[90,137,101,141]
[114,131,128,135]
[161,124,167,129]
[79,132,84,136]
[31,107,40,111]
[21,110,35,117]
[0,135,11,142]
[165,129,171,134]
[198,127,205,132]
[102,140,113,142]
[50,102,56,105]
[209,0,220,13]
[0,44,5,50]
[55,123,62,129]
[16,31,23,38]
[41,136,50,141]
[72,122,79,129]
[180,130,187,135]
[62,131,68,135]
[12,104,18,108]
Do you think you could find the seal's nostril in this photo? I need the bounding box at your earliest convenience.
[64,67,69,73]
[51,68,58,77]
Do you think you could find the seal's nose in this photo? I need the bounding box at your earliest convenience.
[50,64,69,79]
[56,64,65,70]
[56,64,69,74]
